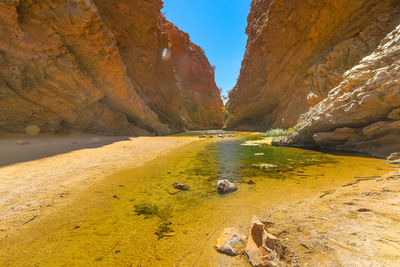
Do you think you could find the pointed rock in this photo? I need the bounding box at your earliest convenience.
[214,227,246,256]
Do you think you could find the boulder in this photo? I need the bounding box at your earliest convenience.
[217,179,237,193]
[24,125,40,136]
[246,216,281,267]
[387,152,400,161]
[214,228,246,256]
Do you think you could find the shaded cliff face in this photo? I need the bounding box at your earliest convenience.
[0,0,223,135]
[225,0,400,131]
[274,25,400,157]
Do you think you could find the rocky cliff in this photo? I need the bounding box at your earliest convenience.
[225,0,400,133]
[159,17,224,130]
[274,24,400,157]
[0,0,223,135]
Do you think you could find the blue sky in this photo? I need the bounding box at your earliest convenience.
[162,0,252,96]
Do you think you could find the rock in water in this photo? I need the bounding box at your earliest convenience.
[214,228,246,256]
[88,137,101,144]
[251,163,278,170]
[217,179,237,193]
[173,183,189,191]
[246,216,281,267]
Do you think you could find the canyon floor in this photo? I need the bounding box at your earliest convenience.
[0,133,200,240]
[0,133,398,266]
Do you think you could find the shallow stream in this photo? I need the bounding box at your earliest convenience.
[3,134,393,266]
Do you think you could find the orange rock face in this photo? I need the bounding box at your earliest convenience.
[0,0,223,135]
[225,0,400,131]
[159,17,224,130]
[274,24,400,157]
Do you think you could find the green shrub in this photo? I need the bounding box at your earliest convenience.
[264,128,291,137]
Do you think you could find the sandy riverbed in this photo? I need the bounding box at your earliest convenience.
[0,133,200,239]
[258,168,400,266]
[1,133,399,266]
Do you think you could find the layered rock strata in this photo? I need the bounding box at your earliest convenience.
[274,25,400,157]
[225,0,400,132]
[0,0,223,135]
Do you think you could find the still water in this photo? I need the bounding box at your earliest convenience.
[2,134,392,266]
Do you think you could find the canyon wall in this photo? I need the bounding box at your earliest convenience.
[0,0,223,135]
[225,0,400,156]
[225,0,400,132]
[159,17,224,130]
[274,24,400,157]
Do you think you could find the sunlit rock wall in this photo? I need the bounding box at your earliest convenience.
[0,0,223,135]
[159,17,224,130]
[225,0,400,133]
[274,25,400,157]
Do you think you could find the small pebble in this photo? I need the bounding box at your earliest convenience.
[16,140,29,145]
[88,137,101,144]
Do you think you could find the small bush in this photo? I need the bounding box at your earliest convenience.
[264,128,291,137]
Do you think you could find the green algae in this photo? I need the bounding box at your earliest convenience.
[155,222,174,240]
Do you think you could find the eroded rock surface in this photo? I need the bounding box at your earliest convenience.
[275,25,400,157]
[225,0,400,131]
[0,0,223,135]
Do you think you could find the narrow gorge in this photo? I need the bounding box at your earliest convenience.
[1,0,400,266]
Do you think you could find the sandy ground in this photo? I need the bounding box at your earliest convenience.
[0,133,200,238]
[259,168,400,266]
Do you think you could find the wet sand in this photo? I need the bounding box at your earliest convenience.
[0,133,200,239]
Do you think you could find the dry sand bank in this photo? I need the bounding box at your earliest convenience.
[0,133,200,238]
[258,169,400,266]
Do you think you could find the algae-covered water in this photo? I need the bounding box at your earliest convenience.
[2,135,393,266]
